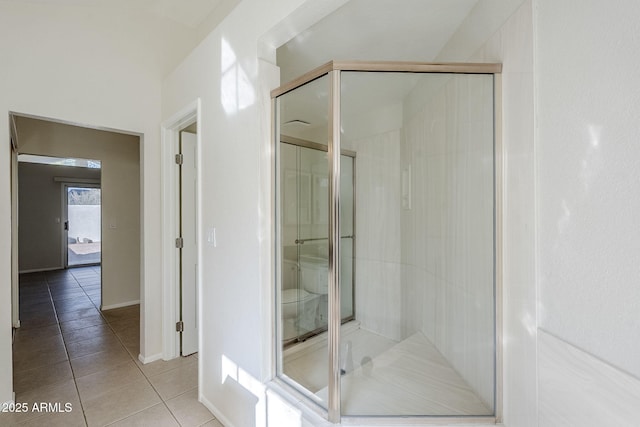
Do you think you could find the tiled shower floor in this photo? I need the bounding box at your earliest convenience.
[284,323,492,416]
[3,267,224,427]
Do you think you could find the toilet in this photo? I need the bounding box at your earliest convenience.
[299,255,329,295]
[281,288,317,340]
[281,255,329,341]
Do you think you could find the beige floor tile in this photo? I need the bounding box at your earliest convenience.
[13,334,68,373]
[83,377,161,427]
[56,307,101,323]
[76,360,144,402]
[62,323,115,345]
[16,407,87,427]
[67,333,124,360]
[108,403,179,427]
[13,360,73,394]
[101,305,139,323]
[107,317,140,335]
[116,328,140,356]
[19,313,58,330]
[70,345,132,378]
[19,300,55,315]
[5,379,81,425]
[199,419,225,427]
[13,331,64,355]
[54,299,95,315]
[137,354,197,378]
[19,296,52,309]
[148,362,198,400]
[122,341,141,360]
[51,290,87,302]
[60,314,106,333]
[115,326,139,341]
[13,324,61,344]
[165,388,214,427]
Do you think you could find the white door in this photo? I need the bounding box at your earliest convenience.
[180,131,198,356]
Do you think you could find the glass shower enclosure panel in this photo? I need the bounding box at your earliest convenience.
[277,72,357,409]
[273,62,499,422]
[277,75,330,409]
[339,71,496,417]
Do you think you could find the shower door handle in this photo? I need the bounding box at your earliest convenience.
[295,235,354,244]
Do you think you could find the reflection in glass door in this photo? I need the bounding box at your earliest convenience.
[280,142,355,345]
[279,138,356,407]
[66,186,101,267]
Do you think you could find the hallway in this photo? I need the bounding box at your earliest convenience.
[4,267,222,427]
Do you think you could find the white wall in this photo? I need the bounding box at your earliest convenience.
[462,0,640,424]
[161,1,322,424]
[535,0,640,424]
[0,0,195,402]
[16,117,140,309]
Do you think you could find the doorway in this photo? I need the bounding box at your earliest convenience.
[161,100,201,360]
[64,185,102,268]
[16,154,102,273]
[10,113,142,356]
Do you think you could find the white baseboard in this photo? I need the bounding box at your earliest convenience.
[101,300,140,310]
[200,394,235,427]
[138,352,163,364]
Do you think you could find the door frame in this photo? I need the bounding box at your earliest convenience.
[161,99,202,360]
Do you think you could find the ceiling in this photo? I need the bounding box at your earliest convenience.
[0,0,241,75]
[277,0,481,83]
[275,0,525,140]
[2,0,229,29]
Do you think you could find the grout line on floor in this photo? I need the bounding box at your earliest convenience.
[15,267,212,427]
[45,271,90,427]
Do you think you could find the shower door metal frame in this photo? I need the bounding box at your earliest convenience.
[272,61,503,425]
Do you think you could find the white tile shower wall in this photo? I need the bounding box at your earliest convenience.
[538,330,640,427]
[351,130,403,341]
[401,74,495,408]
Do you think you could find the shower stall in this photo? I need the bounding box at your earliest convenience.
[273,61,501,423]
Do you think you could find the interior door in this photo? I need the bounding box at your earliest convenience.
[180,131,198,356]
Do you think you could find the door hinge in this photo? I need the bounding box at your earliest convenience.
[175,237,184,249]
[175,153,184,165]
[176,321,184,332]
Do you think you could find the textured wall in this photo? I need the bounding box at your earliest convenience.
[536,0,640,380]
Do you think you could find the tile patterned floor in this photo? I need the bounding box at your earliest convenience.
[2,267,224,427]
